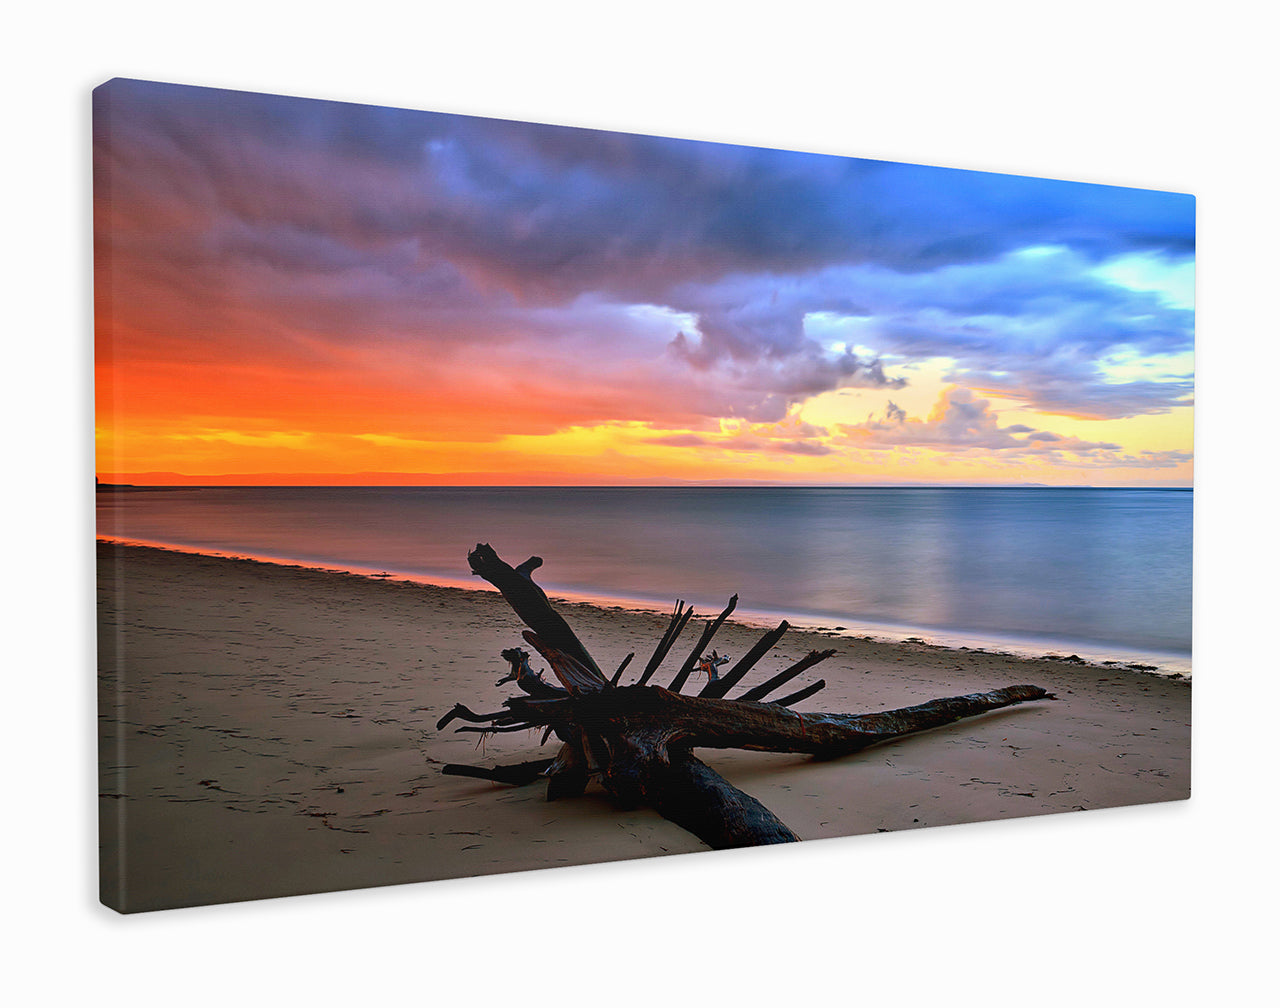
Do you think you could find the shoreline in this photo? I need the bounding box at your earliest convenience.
[96,535,1191,678]
[98,540,1191,912]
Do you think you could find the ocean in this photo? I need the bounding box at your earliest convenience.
[97,485,1192,673]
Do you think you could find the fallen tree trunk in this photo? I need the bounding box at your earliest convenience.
[440,543,1054,852]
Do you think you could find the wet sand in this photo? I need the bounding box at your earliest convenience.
[98,541,1191,913]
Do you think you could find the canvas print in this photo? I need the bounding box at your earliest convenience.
[95,79,1193,913]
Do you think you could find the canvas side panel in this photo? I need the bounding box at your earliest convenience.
[94,79,128,913]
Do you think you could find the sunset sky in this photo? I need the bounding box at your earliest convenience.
[94,79,1194,486]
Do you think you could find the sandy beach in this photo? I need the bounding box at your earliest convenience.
[98,541,1191,913]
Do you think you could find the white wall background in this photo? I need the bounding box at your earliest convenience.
[7,2,1273,1004]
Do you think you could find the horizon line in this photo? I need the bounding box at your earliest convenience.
[96,478,1193,490]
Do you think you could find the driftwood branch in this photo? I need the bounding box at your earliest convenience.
[667,594,738,693]
[635,601,693,686]
[610,652,635,686]
[468,544,604,680]
[497,647,565,698]
[442,758,556,785]
[700,620,790,698]
[770,679,827,708]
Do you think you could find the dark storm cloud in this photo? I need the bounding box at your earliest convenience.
[674,248,1193,418]
[96,80,1193,288]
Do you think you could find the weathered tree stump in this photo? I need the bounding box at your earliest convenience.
[440,543,1054,850]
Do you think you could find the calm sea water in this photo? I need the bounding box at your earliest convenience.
[97,486,1192,667]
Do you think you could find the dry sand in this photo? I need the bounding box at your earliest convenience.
[98,541,1191,913]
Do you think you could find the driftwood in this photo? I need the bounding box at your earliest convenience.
[441,543,1054,850]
